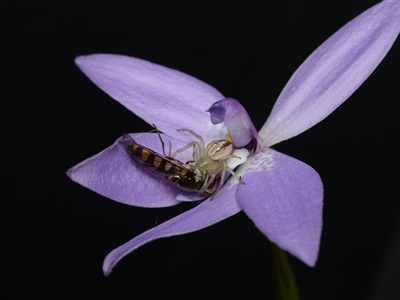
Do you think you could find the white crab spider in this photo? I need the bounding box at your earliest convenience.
[173,129,245,196]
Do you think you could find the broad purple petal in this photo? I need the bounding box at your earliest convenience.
[75,54,226,141]
[67,133,195,208]
[207,98,260,150]
[260,1,400,147]
[103,182,241,275]
[236,148,323,266]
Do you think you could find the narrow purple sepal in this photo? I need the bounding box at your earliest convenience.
[207,98,260,150]
[75,54,226,142]
[236,147,323,266]
[67,133,195,208]
[260,1,400,147]
[103,181,241,275]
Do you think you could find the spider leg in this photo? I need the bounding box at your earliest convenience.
[177,129,205,158]
[201,164,227,199]
[226,167,245,184]
[220,154,241,161]
[199,173,216,194]
[172,141,200,162]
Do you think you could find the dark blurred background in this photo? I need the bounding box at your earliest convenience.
[2,1,399,299]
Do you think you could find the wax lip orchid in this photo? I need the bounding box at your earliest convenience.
[67,1,400,275]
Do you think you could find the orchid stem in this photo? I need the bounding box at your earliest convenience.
[271,242,299,300]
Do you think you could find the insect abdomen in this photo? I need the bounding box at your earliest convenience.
[120,135,186,176]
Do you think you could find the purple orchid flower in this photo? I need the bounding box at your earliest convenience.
[67,1,400,275]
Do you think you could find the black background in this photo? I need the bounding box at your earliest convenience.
[2,1,399,299]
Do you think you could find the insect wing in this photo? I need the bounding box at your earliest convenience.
[119,134,191,178]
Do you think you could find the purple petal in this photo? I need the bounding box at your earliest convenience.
[75,54,226,141]
[207,98,260,150]
[260,1,400,147]
[67,133,196,208]
[103,182,241,275]
[236,148,323,266]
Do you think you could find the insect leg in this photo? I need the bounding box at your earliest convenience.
[153,124,167,157]
[168,140,172,157]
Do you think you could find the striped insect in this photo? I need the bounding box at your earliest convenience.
[119,134,218,196]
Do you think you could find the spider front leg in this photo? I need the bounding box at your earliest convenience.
[176,129,206,159]
[172,141,200,163]
[225,166,245,184]
[199,172,217,195]
[216,161,245,188]
[201,170,229,200]
[200,163,229,199]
